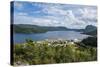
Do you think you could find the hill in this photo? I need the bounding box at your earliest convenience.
[83,25,97,36]
[13,24,68,33]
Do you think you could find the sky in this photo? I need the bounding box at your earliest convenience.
[12,1,97,29]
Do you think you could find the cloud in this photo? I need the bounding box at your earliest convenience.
[78,7,97,21]
[42,6,67,16]
[14,1,24,10]
[13,2,97,29]
[14,13,61,26]
[17,12,28,16]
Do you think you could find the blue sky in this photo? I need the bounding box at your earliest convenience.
[13,1,97,29]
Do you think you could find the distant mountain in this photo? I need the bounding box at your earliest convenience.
[13,24,68,33]
[12,24,97,35]
[83,25,97,36]
[84,25,97,33]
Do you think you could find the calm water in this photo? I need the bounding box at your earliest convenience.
[13,31,90,44]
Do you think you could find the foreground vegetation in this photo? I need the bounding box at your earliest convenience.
[13,39,97,65]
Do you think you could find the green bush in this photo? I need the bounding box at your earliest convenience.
[14,40,97,65]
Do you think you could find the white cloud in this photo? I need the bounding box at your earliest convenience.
[17,12,28,16]
[78,7,97,21]
[42,7,67,16]
[14,2,24,10]
[14,2,97,29]
[14,13,59,26]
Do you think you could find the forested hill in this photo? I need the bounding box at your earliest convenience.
[13,24,68,33]
[83,25,97,36]
[12,24,97,35]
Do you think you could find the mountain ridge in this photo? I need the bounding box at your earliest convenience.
[12,24,97,36]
